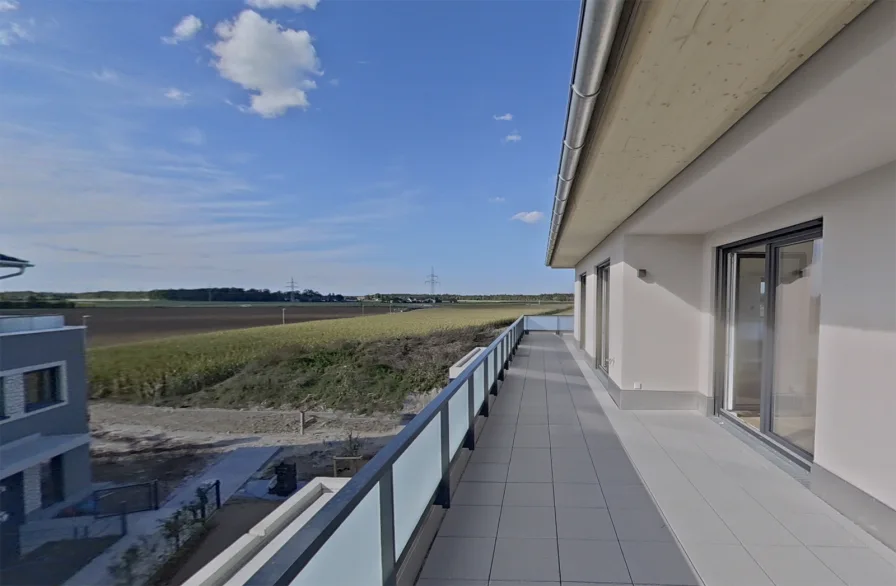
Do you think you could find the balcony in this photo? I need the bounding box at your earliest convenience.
[185,316,896,586]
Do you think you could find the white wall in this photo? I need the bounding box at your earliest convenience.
[574,231,623,381]
[620,236,703,391]
[702,162,896,509]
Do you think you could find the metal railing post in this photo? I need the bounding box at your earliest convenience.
[556,315,561,335]
[379,469,397,585]
[119,505,128,535]
[463,378,475,450]
[498,338,505,380]
[435,407,451,508]
[215,480,222,510]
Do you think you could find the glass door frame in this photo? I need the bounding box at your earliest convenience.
[578,272,587,349]
[595,261,611,373]
[713,219,822,463]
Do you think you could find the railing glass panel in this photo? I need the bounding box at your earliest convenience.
[392,415,442,553]
[290,483,382,586]
[448,383,470,455]
[473,362,485,410]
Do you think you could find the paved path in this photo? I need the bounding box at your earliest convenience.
[417,333,700,585]
[417,332,896,585]
[63,446,278,586]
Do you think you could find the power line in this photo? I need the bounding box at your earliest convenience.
[424,266,440,297]
[286,277,297,303]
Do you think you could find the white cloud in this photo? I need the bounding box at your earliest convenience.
[91,68,118,82]
[489,197,506,203]
[164,87,189,102]
[328,78,339,86]
[0,122,417,292]
[493,113,513,121]
[0,1,19,13]
[162,15,202,45]
[511,211,544,224]
[180,127,205,146]
[0,22,30,46]
[210,10,321,118]
[503,132,522,143]
[246,0,320,10]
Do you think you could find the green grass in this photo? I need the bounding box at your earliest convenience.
[89,305,568,409]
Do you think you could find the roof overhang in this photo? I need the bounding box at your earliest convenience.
[547,0,872,268]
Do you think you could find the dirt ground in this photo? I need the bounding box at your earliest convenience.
[166,498,282,586]
[4,305,393,347]
[88,388,436,499]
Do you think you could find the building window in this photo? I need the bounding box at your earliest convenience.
[24,367,62,412]
[40,456,64,508]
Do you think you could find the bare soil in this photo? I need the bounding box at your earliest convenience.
[4,305,393,347]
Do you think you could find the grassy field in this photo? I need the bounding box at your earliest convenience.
[89,304,567,411]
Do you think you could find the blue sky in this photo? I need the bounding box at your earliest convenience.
[0,0,579,295]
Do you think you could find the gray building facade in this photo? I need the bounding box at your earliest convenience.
[0,315,92,563]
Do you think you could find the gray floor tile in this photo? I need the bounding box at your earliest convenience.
[660,503,739,544]
[558,539,631,583]
[439,505,502,537]
[556,507,617,540]
[684,543,774,586]
[549,425,588,449]
[470,447,513,464]
[601,484,655,510]
[502,482,554,507]
[773,513,865,547]
[609,507,674,542]
[551,449,599,483]
[488,582,559,586]
[463,463,509,483]
[419,581,488,586]
[548,409,581,425]
[745,544,845,586]
[479,424,516,448]
[809,546,896,586]
[554,482,606,508]
[514,425,551,448]
[620,541,699,586]
[489,412,520,425]
[452,482,505,506]
[716,510,801,546]
[419,537,495,580]
[491,537,560,582]
[498,505,557,538]
[508,448,553,483]
[517,411,548,425]
[519,403,548,414]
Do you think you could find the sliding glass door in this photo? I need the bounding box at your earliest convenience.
[578,273,587,348]
[595,262,610,372]
[718,223,822,459]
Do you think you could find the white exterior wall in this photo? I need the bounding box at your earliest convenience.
[701,162,896,509]
[583,269,598,359]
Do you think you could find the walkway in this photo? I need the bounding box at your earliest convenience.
[63,446,279,586]
[417,333,896,585]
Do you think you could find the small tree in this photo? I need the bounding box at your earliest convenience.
[108,544,141,586]
[160,510,187,550]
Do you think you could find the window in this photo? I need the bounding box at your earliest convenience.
[40,456,64,508]
[24,367,62,412]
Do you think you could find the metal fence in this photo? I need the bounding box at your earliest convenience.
[240,315,527,586]
[524,314,574,333]
[93,480,161,518]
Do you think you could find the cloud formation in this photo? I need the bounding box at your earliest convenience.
[489,197,506,203]
[0,1,19,12]
[503,132,522,143]
[164,87,189,102]
[0,22,30,46]
[180,127,205,146]
[210,10,321,118]
[247,0,320,10]
[511,211,543,224]
[162,15,202,45]
[493,113,513,121]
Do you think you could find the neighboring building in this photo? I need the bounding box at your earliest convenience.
[0,256,91,564]
[547,0,895,547]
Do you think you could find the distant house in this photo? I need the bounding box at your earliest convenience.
[0,255,92,566]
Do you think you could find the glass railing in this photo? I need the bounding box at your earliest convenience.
[524,314,574,332]
[243,316,526,586]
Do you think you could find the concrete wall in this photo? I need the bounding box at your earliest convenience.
[0,328,89,444]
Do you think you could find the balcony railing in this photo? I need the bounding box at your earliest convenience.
[237,315,569,586]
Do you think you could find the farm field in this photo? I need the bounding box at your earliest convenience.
[2,304,395,347]
[88,304,567,410]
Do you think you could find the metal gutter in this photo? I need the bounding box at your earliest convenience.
[545,0,626,266]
